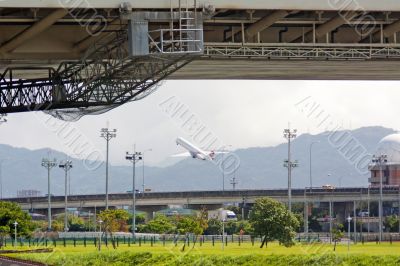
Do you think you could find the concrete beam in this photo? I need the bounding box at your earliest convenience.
[361,20,400,43]
[289,11,358,43]
[245,10,290,39]
[1,1,400,12]
[0,8,68,54]
[72,20,124,53]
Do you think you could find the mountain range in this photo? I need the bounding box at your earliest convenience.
[1,126,395,198]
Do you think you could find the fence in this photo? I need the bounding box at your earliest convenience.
[1,232,399,249]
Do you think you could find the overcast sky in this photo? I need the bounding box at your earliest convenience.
[0,80,399,166]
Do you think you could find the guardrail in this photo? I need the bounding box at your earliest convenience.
[203,43,400,60]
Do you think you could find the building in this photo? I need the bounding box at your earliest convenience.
[369,134,400,186]
[17,189,42,198]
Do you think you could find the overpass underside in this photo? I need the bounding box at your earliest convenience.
[1,2,400,114]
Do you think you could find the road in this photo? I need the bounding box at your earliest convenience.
[0,256,45,266]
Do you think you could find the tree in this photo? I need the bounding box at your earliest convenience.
[384,215,399,232]
[173,215,203,235]
[205,218,222,235]
[0,226,9,248]
[332,224,344,251]
[0,201,33,238]
[197,208,209,233]
[55,214,85,231]
[98,209,129,249]
[172,215,203,251]
[137,214,175,234]
[236,220,253,235]
[249,197,299,248]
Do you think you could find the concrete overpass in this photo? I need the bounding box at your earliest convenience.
[1,1,400,114]
[2,1,400,81]
[5,187,400,213]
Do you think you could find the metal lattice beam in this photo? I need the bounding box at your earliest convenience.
[0,29,194,113]
[203,43,400,60]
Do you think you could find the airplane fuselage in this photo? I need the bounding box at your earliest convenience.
[176,137,211,160]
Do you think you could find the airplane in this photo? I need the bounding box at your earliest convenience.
[173,137,227,161]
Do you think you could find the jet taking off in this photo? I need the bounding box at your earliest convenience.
[174,137,227,161]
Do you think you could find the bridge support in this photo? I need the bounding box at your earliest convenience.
[0,8,204,117]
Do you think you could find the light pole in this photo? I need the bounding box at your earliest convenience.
[126,150,142,236]
[309,141,319,192]
[221,219,225,251]
[59,160,73,232]
[142,149,152,193]
[98,219,103,251]
[306,140,319,239]
[346,215,352,252]
[41,157,57,231]
[100,128,117,210]
[13,221,17,247]
[0,159,7,200]
[372,154,387,243]
[230,176,238,190]
[284,128,297,212]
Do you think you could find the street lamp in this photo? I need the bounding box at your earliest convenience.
[346,215,352,252]
[59,160,73,232]
[126,150,142,236]
[13,221,17,247]
[283,158,299,212]
[309,141,319,193]
[305,140,319,239]
[41,157,57,231]
[98,219,103,251]
[230,176,238,190]
[284,127,297,212]
[371,154,387,243]
[0,158,8,199]
[221,218,226,251]
[100,127,117,210]
[142,148,152,193]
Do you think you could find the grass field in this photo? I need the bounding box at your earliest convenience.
[5,241,400,265]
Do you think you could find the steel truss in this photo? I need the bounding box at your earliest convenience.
[204,43,400,60]
[0,29,194,114]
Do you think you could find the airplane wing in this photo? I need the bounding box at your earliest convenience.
[204,151,229,154]
[171,152,192,157]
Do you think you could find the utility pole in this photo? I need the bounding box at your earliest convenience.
[13,221,17,247]
[0,115,7,199]
[0,159,7,200]
[142,149,152,193]
[283,127,298,212]
[126,149,142,236]
[372,154,387,243]
[329,200,333,244]
[230,176,238,190]
[367,187,370,234]
[41,157,57,231]
[100,127,117,209]
[304,189,308,237]
[306,141,319,238]
[309,141,319,193]
[347,215,352,252]
[59,160,73,232]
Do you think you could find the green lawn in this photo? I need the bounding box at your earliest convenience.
[6,241,400,265]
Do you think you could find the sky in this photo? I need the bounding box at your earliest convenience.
[0,80,399,166]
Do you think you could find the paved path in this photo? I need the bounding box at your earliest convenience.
[0,256,45,266]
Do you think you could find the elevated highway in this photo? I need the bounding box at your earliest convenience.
[1,1,399,11]
[1,1,400,114]
[5,187,400,212]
